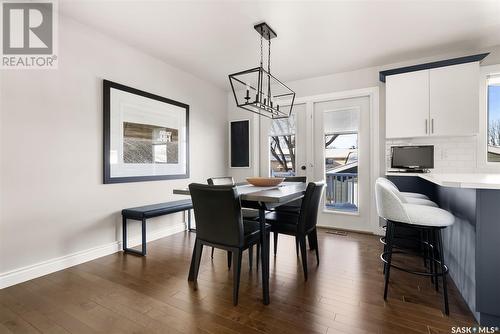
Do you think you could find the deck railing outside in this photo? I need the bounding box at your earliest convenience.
[325,172,358,212]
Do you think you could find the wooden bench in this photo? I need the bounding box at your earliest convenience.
[121,199,193,256]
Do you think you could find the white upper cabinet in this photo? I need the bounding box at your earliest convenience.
[429,63,478,136]
[385,62,479,139]
[386,70,429,138]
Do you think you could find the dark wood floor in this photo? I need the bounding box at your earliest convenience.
[0,229,476,334]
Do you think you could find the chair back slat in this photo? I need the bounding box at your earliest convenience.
[284,176,307,183]
[207,177,235,186]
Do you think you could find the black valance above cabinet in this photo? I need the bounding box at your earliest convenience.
[229,120,250,168]
[379,53,489,82]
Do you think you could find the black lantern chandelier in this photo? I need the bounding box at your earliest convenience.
[228,22,296,119]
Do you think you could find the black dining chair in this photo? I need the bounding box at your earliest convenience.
[274,176,307,214]
[207,178,260,220]
[207,176,235,186]
[265,181,325,281]
[187,183,270,305]
[283,176,307,183]
[273,176,307,254]
[207,176,259,267]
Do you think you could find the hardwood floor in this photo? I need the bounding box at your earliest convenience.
[0,229,476,334]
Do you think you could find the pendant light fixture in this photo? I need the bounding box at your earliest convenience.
[228,22,296,119]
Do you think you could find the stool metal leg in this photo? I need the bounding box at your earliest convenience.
[420,229,427,269]
[437,229,449,315]
[425,229,435,285]
[382,224,388,275]
[432,229,439,292]
[383,220,395,300]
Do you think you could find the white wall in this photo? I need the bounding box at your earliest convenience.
[227,46,500,180]
[0,17,227,282]
[386,136,477,173]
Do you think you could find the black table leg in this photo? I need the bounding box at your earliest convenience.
[259,206,270,305]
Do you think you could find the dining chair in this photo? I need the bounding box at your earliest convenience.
[207,177,259,269]
[207,176,235,186]
[187,183,270,305]
[283,176,307,183]
[274,176,307,254]
[274,176,307,214]
[265,181,325,281]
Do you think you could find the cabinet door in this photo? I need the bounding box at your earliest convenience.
[386,70,430,138]
[429,62,479,136]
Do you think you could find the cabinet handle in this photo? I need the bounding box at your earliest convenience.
[425,119,428,134]
[431,118,434,134]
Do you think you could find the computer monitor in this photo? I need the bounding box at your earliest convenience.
[391,146,434,171]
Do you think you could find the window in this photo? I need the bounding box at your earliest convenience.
[323,108,359,213]
[488,75,500,162]
[269,112,296,177]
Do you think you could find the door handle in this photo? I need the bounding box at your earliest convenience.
[431,119,434,134]
[425,119,428,134]
[301,165,307,171]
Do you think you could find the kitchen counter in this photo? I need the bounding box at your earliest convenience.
[386,172,500,189]
[387,172,500,326]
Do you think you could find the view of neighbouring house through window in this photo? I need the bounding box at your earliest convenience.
[269,112,297,177]
[324,108,359,213]
[488,75,500,162]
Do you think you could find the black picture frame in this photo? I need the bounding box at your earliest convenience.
[103,80,189,184]
[229,119,250,168]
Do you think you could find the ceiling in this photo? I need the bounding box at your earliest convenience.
[60,0,500,90]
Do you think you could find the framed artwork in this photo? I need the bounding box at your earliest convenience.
[229,119,250,168]
[103,80,189,183]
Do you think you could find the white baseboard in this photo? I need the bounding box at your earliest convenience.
[0,223,186,289]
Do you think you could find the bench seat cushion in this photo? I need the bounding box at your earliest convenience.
[122,199,193,220]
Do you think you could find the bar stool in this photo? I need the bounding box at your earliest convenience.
[378,178,438,271]
[375,177,455,315]
[381,178,433,203]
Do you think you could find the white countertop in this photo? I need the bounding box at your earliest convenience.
[385,172,500,190]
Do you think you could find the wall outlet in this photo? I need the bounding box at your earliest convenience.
[441,149,448,159]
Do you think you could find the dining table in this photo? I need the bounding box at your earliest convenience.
[173,181,307,305]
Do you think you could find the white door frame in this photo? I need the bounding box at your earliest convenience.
[294,87,381,234]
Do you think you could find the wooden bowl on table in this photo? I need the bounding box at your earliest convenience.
[246,177,285,187]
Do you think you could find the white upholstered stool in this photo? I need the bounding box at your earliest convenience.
[375,177,455,315]
[378,178,438,272]
[379,178,437,207]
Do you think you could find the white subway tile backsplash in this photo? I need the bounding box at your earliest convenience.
[386,136,477,173]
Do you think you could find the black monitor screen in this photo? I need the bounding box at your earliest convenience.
[391,146,434,169]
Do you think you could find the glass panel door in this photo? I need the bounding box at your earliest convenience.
[269,112,297,177]
[260,103,307,178]
[313,96,372,232]
[323,108,359,213]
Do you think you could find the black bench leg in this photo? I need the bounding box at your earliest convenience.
[187,209,195,232]
[141,218,147,255]
[122,217,147,256]
[122,216,127,251]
